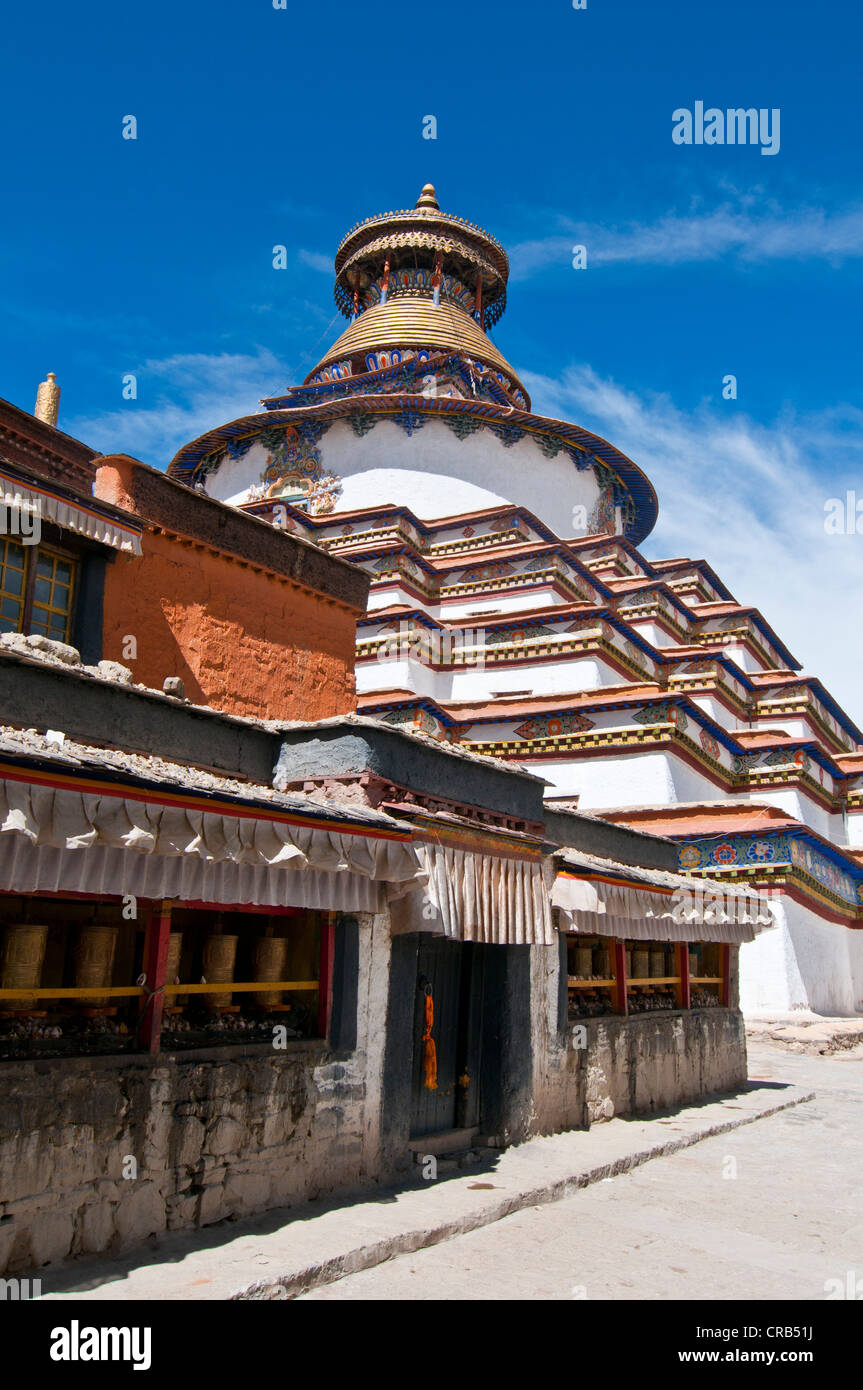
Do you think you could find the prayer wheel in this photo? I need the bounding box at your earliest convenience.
[594,946,611,979]
[1,923,49,1011]
[202,933,238,1011]
[632,948,649,980]
[74,925,118,1006]
[689,950,699,977]
[575,945,592,979]
[252,935,288,1008]
[625,948,633,978]
[649,949,665,978]
[165,932,184,1005]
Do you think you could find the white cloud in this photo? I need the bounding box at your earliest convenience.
[298,249,332,274]
[509,198,863,279]
[522,364,863,725]
[66,349,291,468]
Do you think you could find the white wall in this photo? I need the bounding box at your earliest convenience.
[534,751,679,805]
[204,418,604,535]
[739,895,860,1015]
[750,787,845,843]
[357,655,623,703]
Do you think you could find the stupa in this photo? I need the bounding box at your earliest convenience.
[168,184,863,1016]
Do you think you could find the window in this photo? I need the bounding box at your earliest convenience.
[0,540,77,643]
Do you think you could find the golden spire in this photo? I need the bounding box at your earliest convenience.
[34,372,60,427]
[415,183,439,210]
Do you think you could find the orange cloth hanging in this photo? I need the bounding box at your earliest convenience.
[422,990,438,1091]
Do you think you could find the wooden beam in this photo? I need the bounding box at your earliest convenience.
[675,941,691,1010]
[721,944,731,1007]
[612,938,628,1016]
[138,900,172,1055]
[317,912,336,1040]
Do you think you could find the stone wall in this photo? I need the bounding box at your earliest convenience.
[528,938,747,1135]
[0,924,749,1276]
[0,914,394,1276]
[532,1008,748,1136]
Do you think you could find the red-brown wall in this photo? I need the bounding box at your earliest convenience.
[95,458,365,723]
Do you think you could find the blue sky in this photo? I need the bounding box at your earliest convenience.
[2,0,862,713]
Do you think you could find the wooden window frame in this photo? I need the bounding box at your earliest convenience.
[0,536,79,643]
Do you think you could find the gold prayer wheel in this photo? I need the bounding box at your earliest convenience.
[252,936,288,1008]
[202,933,238,1011]
[1,923,49,1011]
[649,949,665,978]
[594,946,611,979]
[633,949,649,980]
[575,945,592,979]
[165,932,184,1006]
[74,925,118,1006]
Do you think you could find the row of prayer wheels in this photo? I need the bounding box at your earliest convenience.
[627,947,676,980]
[0,922,291,1013]
[572,944,612,979]
[0,923,119,1010]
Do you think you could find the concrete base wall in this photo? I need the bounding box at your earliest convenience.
[0,912,395,1276]
[0,925,749,1276]
[532,1009,748,1136]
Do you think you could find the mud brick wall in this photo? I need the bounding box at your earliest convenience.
[94,456,367,722]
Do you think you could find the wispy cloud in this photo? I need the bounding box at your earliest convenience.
[298,249,332,274]
[509,197,863,280]
[523,364,863,720]
[66,349,292,468]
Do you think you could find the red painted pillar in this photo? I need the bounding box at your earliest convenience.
[317,913,336,1040]
[612,939,628,1017]
[138,900,172,1054]
[675,941,691,1010]
[720,943,731,1007]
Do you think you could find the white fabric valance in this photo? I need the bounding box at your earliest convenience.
[557,907,763,945]
[0,834,382,911]
[390,840,555,946]
[0,471,143,554]
[552,848,774,944]
[0,777,423,888]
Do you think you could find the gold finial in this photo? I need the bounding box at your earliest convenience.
[35,371,60,427]
[416,183,439,210]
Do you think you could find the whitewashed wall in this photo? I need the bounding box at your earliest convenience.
[739,896,861,1015]
[204,418,604,534]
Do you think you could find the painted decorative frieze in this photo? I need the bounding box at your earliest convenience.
[632,702,690,732]
[699,729,721,760]
[513,712,596,740]
[485,624,555,647]
[382,707,442,739]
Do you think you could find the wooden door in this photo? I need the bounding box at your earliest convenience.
[410,936,485,1139]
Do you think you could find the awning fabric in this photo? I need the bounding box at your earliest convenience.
[552,848,773,944]
[390,837,555,945]
[0,776,423,910]
[0,470,143,555]
[0,836,381,911]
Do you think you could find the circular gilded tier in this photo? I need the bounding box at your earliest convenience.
[304,298,526,396]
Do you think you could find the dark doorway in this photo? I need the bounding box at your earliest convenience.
[410,936,485,1139]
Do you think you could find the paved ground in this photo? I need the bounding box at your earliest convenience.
[300,1041,863,1301]
[746,1014,863,1056]
[43,1045,813,1301]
